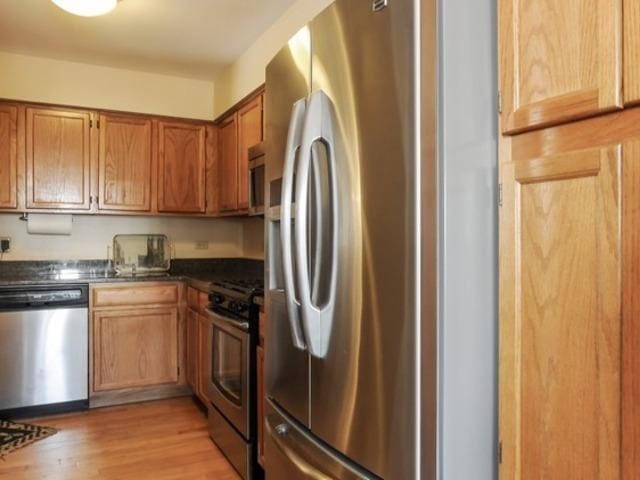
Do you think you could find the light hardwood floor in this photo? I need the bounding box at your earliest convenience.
[0,397,240,480]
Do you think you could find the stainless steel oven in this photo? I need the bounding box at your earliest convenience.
[205,308,251,438]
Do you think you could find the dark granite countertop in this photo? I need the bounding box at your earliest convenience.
[0,258,264,292]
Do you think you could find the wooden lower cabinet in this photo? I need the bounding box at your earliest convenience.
[186,308,199,390]
[93,307,179,391]
[186,286,210,404]
[500,108,640,479]
[90,283,187,407]
[186,307,209,404]
[198,312,209,402]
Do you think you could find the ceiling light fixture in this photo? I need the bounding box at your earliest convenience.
[51,0,120,17]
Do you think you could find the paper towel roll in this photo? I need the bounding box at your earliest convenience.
[26,214,73,235]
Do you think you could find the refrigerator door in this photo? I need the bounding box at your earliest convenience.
[303,2,419,478]
[265,26,312,426]
[265,400,378,480]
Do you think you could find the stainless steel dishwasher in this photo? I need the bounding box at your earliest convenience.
[0,284,89,417]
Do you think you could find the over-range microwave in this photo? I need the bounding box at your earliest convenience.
[248,142,265,216]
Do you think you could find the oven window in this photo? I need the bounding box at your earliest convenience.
[212,329,243,406]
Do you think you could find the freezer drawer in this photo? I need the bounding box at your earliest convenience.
[0,307,88,410]
[265,400,379,480]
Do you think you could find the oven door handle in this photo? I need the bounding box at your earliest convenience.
[205,307,250,332]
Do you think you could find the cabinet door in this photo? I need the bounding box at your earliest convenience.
[157,121,206,213]
[0,104,18,209]
[257,344,265,467]
[500,0,622,134]
[500,146,622,478]
[93,308,179,392]
[219,113,238,212]
[237,94,263,210]
[186,308,198,390]
[26,107,91,209]
[98,114,153,212]
[198,313,209,403]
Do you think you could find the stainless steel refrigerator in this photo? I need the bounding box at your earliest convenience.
[264,1,421,478]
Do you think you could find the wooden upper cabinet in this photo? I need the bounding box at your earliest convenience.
[0,104,18,209]
[26,107,92,209]
[205,125,220,215]
[237,94,263,210]
[219,113,239,212]
[98,114,153,212]
[500,0,622,134]
[500,145,622,478]
[157,121,206,213]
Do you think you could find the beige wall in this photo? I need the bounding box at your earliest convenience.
[213,0,333,117]
[0,214,247,261]
[0,51,215,120]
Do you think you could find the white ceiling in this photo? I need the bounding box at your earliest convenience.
[0,0,297,80]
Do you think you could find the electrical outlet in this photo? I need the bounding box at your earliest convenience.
[194,241,209,250]
[0,237,11,253]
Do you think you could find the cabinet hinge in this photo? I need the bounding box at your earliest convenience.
[498,441,503,464]
[97,120,100,129]
[89,119,93,128]
[498,90,503,114]
[498,183,503,207]
[177,366,181,376]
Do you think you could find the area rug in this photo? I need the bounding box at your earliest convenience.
[0,419,57,457]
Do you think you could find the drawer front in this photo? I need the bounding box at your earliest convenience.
[92,283,179,308]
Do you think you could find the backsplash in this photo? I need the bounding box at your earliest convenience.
[0,214,248,261]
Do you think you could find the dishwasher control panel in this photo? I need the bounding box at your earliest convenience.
[0,285,89,310]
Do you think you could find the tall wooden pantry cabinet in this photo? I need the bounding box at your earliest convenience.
[499,1,639,478]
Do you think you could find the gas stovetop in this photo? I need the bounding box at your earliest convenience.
[209,278,263,320]
[210,279,263,299]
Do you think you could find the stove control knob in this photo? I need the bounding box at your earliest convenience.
[235,303,247,313]
[213,294,225,305]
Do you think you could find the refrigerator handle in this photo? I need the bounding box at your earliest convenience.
[295,90,339,359]
[281,99,308,350]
